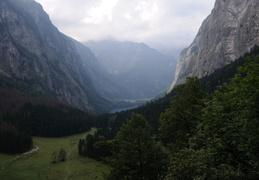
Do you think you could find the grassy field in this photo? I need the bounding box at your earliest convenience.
[0,129,111,180]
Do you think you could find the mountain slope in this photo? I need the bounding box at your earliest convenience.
[72,39,125,100]
[85,40,177,99]
[0,0,111,113]
[170,0,259,89]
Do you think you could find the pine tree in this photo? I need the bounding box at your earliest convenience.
[107,113,169,180]
[58,148,67,162]
[78,139,83,156]
[86,134,94,158]
[165,55,259,179]
[159,77,206,144]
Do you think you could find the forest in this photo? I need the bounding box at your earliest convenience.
[0,46,258,179]
[0,97,94,153]
[79,46,259,179]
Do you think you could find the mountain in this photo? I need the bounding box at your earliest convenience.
[84,40,177,100]
[170,0,259,89]
[0,0,111,113]
[72,39,126,101]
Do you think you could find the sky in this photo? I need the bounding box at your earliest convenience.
[35,0,215,54]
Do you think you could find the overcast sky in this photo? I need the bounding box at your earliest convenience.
[35,0,215,52]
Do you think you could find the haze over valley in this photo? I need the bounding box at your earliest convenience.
[0,0,259,179]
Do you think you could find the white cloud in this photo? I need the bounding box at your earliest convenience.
[36,0,215,50]
[84,0,119,23]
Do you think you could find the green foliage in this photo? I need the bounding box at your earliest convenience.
[200,45,259,94]
[165,148,209,180]
[2,103,94,137]
[0,130,111,180]
[78,134,94,158]
[78,128,116,160]
[196,55,258,179]
[51,148,68,164]
[159,77,206,144]
[0,120,32,154]
[165,54,259,179]
[58,148,67,162]
[94,47,259,179]
[107,113,169,180]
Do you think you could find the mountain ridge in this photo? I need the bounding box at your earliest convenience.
[0,0,112,113]
[169,0,259,90]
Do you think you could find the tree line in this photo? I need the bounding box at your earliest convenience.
[0,120,32,154]
[162,53,259,179]
[79,46,259,179]
[1,44,258,179]
[78,128,117,161]
[0,102,94,154]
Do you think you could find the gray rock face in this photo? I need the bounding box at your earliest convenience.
[0,0,110,113]
[170,0,259,89]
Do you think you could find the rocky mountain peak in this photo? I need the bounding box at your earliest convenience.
[0,0,111,113]
[169,0,259,90]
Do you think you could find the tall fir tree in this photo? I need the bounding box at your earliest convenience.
[159,77,206,145]
[107,113,169,180]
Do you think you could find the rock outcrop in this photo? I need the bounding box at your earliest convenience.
[0,0,110,113]
[170,0,259,89]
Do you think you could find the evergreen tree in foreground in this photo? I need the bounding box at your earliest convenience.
[165,55,259,179]
[107,113,169,180]
[159,77,206,145]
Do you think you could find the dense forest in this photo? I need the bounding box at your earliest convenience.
[79,46,259,179]
[0,46,258,179]
[0,91,94,154]
[94,46,259,131]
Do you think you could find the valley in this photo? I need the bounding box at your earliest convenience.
[0,129,110,180]
[0,0,259,179]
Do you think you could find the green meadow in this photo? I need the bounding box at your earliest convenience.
[0,129,111,180]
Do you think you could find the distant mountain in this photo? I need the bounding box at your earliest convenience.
[170,0,259,89]
[0,0,111,113]
[72,39,126,101]
[84,40,177,99]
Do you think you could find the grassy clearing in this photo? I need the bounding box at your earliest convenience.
[0,128,111,180]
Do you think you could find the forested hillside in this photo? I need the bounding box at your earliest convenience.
[1,47,258,179]
[0,88,94,154]
[93,46,259,131]
[163,51,259,179]
[80,47,259,179]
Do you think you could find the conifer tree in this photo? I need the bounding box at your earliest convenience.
[58,148,67,162]
[107,113,169,180]
[159,77,206,144]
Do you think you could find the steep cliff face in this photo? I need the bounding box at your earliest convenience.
[85,40,177,99]
[0,0,110,113]
[170,0,259,89]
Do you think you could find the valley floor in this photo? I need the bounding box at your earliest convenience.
[0,128,110,180]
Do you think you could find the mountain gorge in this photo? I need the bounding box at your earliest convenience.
[0,0,177,113]
[84,40,177,99]
[1,0,259,179]
[0,0,111,113]
[170,0,259,88]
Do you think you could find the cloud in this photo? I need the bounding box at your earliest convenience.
[35,0,215,50]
